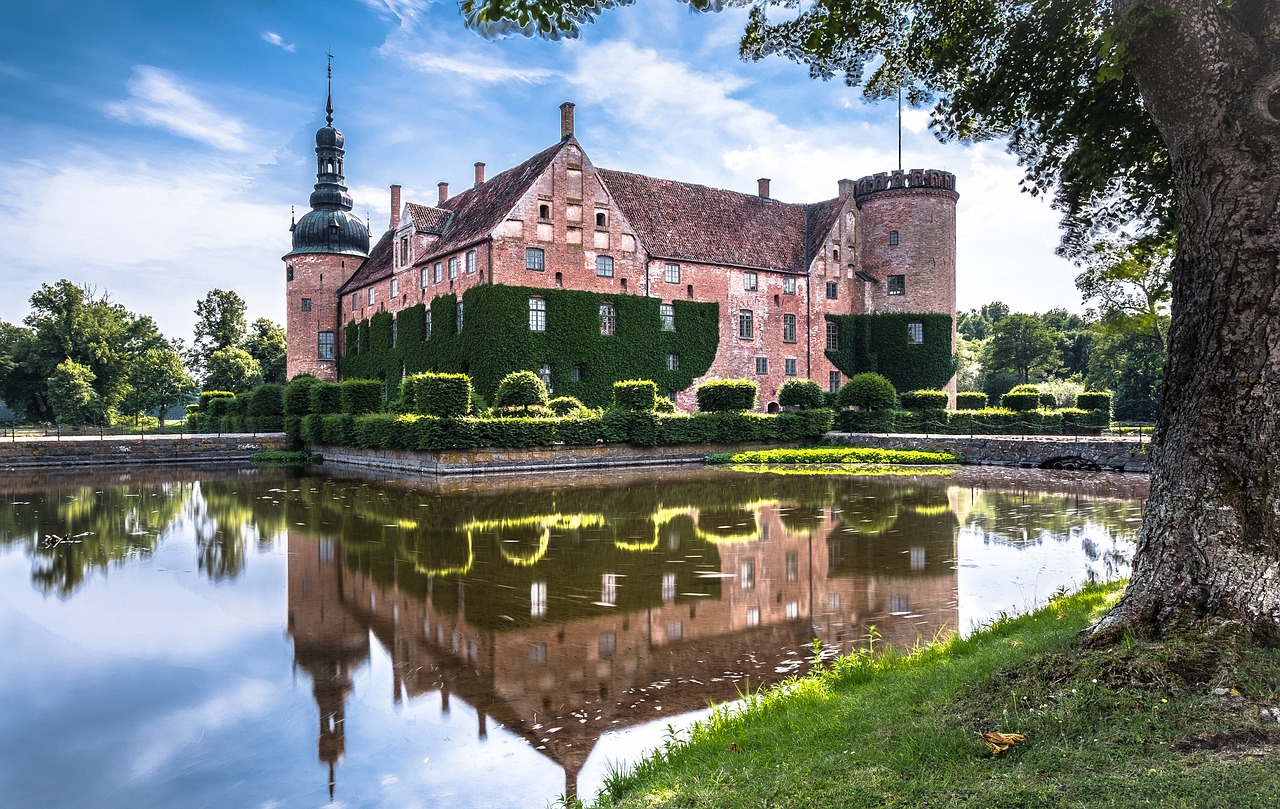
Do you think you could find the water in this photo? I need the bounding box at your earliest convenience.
[0,464,1145,808]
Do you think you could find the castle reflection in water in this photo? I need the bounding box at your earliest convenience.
[285,470,964,800]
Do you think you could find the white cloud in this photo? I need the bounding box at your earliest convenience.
[261,32,296,53]
[358,0,436,27]
[390,45,556,85]
[104,66,254,153]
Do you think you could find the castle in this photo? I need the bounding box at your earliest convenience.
[284,88,958,411]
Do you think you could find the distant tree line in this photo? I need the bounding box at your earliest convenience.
[0,282,286,426]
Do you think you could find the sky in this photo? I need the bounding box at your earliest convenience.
[0,0,1086,346]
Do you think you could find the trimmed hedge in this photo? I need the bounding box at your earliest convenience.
[778,379,825,409]
[839,373,898,411]
[955,391,988,410]
[340,379,383,415]
[200,390,235,409]
[1076,391,1113,414]
[249,383,284,431]
[283,376,319,416]
[706,447,962,465]
[614,380,658,412]
[493,370,549,411]
[409,372,472,417]
[1000,391,1042,412]
[899,389,949,411]
[696,379,758,412]
[311,382,342,415]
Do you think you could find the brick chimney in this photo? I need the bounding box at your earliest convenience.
[560,101,575,140]
[438,182,449,204]
[390,184,401,229]
[838,178,855,198]
[474,162,485,187]
[757,178,771,199]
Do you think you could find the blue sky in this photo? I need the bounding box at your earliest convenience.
[0,0,1083,346]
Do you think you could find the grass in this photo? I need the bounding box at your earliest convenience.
[588,583,1280,808]
[722,463,955,478]
[706,447,963,466]
[249,449,320,466]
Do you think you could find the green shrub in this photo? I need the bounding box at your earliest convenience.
[653,396,676,413]
[410,372,473,418]
[283,376,319,416]
[205,397,233,420]
[321,413,355,445]
[547,396,588,416]
[707,447,961,465]
[1076,391,1113,414]
[1059,407,1107,434]
[353,413,401,449]
[493,370,549,412]
[613,380,658,412]
[300,414,324,444]
[955,391,988,410]
[778,379,825,409]
[555,412,609,445]
[839,373,898,411]
[310,382,342,414]
[835,408,908,433]
[899,389,949,411]
[1008,384,1042,394]
[340,379,383,415]
[1000,391,1042,412]
[1039,393,1057,408]
[285,415,304,445]
[696,379,758,412]
[249,383,284,418]
[200,390,235,410]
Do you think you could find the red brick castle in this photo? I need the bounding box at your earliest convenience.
[285,90,958,411]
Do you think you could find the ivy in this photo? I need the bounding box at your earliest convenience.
[825,313,956,393]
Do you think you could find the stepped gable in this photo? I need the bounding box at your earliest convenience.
[804,197,845,265]
[337,229,394,296]
[428,140,566,259]
[405,203,450,234]
[598,169,814,272]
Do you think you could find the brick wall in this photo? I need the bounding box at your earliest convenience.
[286,253,356,381]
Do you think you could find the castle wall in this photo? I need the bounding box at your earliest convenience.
[286,253,357,381]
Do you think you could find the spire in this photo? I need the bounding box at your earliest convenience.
[325,51,334,125]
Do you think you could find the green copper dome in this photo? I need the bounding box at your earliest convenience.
[285,79,369,258]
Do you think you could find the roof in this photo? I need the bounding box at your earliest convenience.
[405,203,450,234]
[598,169,841,272]
[337,229,393,296]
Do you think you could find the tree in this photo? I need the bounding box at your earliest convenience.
[983,315,1059,385]
[242,318,287,385]
[191,289,247,382]
[204,347,262,394]
[46,359,102,426]
[124,348,196,425]
[0,322,43,420]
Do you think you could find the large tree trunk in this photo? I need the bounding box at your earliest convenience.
[1097,0,1280,633]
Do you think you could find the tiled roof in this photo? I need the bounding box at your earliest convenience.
[598,169,841,272]
[337,228,394,296]
[405,203,450,234]
[805,197,845,264]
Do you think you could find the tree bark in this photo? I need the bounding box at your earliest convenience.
[1097,0,1280,633]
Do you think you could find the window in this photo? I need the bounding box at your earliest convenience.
[826,281,838,300]
[889,230,900,246]
[420,267,428,287]
[399,235,409,266]
[351,293,357,310]
[832,246,840,262]
[448,257,458,280]
[891,595,909,614]
[665,263,680,284]
[596,255,614,277]
[538,203,550,220]
[738,310,754,339]
[662,572,677,603]
[434,262,443,283]
[744,271,758,291]
[466,250,476,274]
[785,357,797,376]
[529,296,546,331]
[600,303,616,335]
[782,313,797,343]
[908,321,924,344]
[783,276,796,295]
[829,370,841,392]
[390,278,398,298]
[910,546,926,571]
[425,310,432,339]
[538,363,552,393]
[888,274,906,295]
[755,357,768,375]
[786,551,799,582]
[602,573,618,606]
[826,322,839,350]
[595,211,607,227]
[525,247,545,271]
[300,298,312,312]
[365,288,374,306]
[572,364,584,382]
[286,264,294,282]
[456,301,464,333]
[598,631,616,657]
[667,353,679,371]
[660,303,675,331]
[391,316,398,348]
[740,559,756,589]
[317,331,335,360]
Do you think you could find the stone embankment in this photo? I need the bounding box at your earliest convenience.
[828,432,1149,472]
[0,433,291,470]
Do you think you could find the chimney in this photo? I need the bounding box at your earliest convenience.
[838,178,855,197]
[560,101,575,140]
[390,184,402,229]
[438,182,449,204]
[474,162,486,187]
[757,178,771,199]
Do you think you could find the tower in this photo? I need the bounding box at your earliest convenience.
[284,58,370,381]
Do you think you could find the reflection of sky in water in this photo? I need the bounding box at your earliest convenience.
[0,469,1142,808]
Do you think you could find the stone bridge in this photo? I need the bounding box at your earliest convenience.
[828,433,1149,473]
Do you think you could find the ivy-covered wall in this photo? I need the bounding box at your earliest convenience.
[825,312,956,393]
[340,284,719,407]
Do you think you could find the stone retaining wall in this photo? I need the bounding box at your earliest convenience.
[0,433,291,470]
[828,433,1149,472]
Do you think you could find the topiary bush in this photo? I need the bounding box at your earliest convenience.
[410,372,473,418]
[340,379,383,415]
[696,379,758,412]
[493,370,549,412]
[310,381,342,415]
[1076,391,1113,415]
[613,380,658,412]
[838,373,898,411]
[283,376,319,417]
[1039,393,1057,408]
[547,395,588,416]
[899,389,949,411]
[1000,391,1042,412]
[200,390,235,410]
[955,391,988,410]
[1008,384,1042,395]
[778,378,825,409]
[653,396,676,413]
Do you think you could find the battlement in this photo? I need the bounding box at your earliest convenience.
[852,169,957,198]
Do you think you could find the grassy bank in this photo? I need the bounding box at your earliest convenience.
[586,584,1280,808]
[705,447,963,465]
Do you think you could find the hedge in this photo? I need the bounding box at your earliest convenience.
[706,447,962,465]
[899,389,949,411]
[311,382,342,415]
[283,376,319,416]
[409,372,472,418]
[1000,391,1042,412]
[778,379,825,409]
[1076,391,1113,414]
[955,391,988,410]
[340,379,383,415]
[249,383,284,431]
[493,370,548,411]
[613,380,658,412]
[696,379,758,412]
[839,373,898,411]
[200,390,235,410]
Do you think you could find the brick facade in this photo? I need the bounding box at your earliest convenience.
[285,101,959,409]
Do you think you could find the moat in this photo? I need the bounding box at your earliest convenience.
[0,464,1145,808]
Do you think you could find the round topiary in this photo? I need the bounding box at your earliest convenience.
[613,379,658,412]
[1008,384,1042,394]
[494,370,549,412]
[838,373,898,411]
[778,378,825,409]
[547,395,587,416]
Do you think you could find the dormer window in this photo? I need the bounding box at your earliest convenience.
[538,204,551,221]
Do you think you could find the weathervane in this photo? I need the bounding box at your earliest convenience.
[325,50,334,125]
